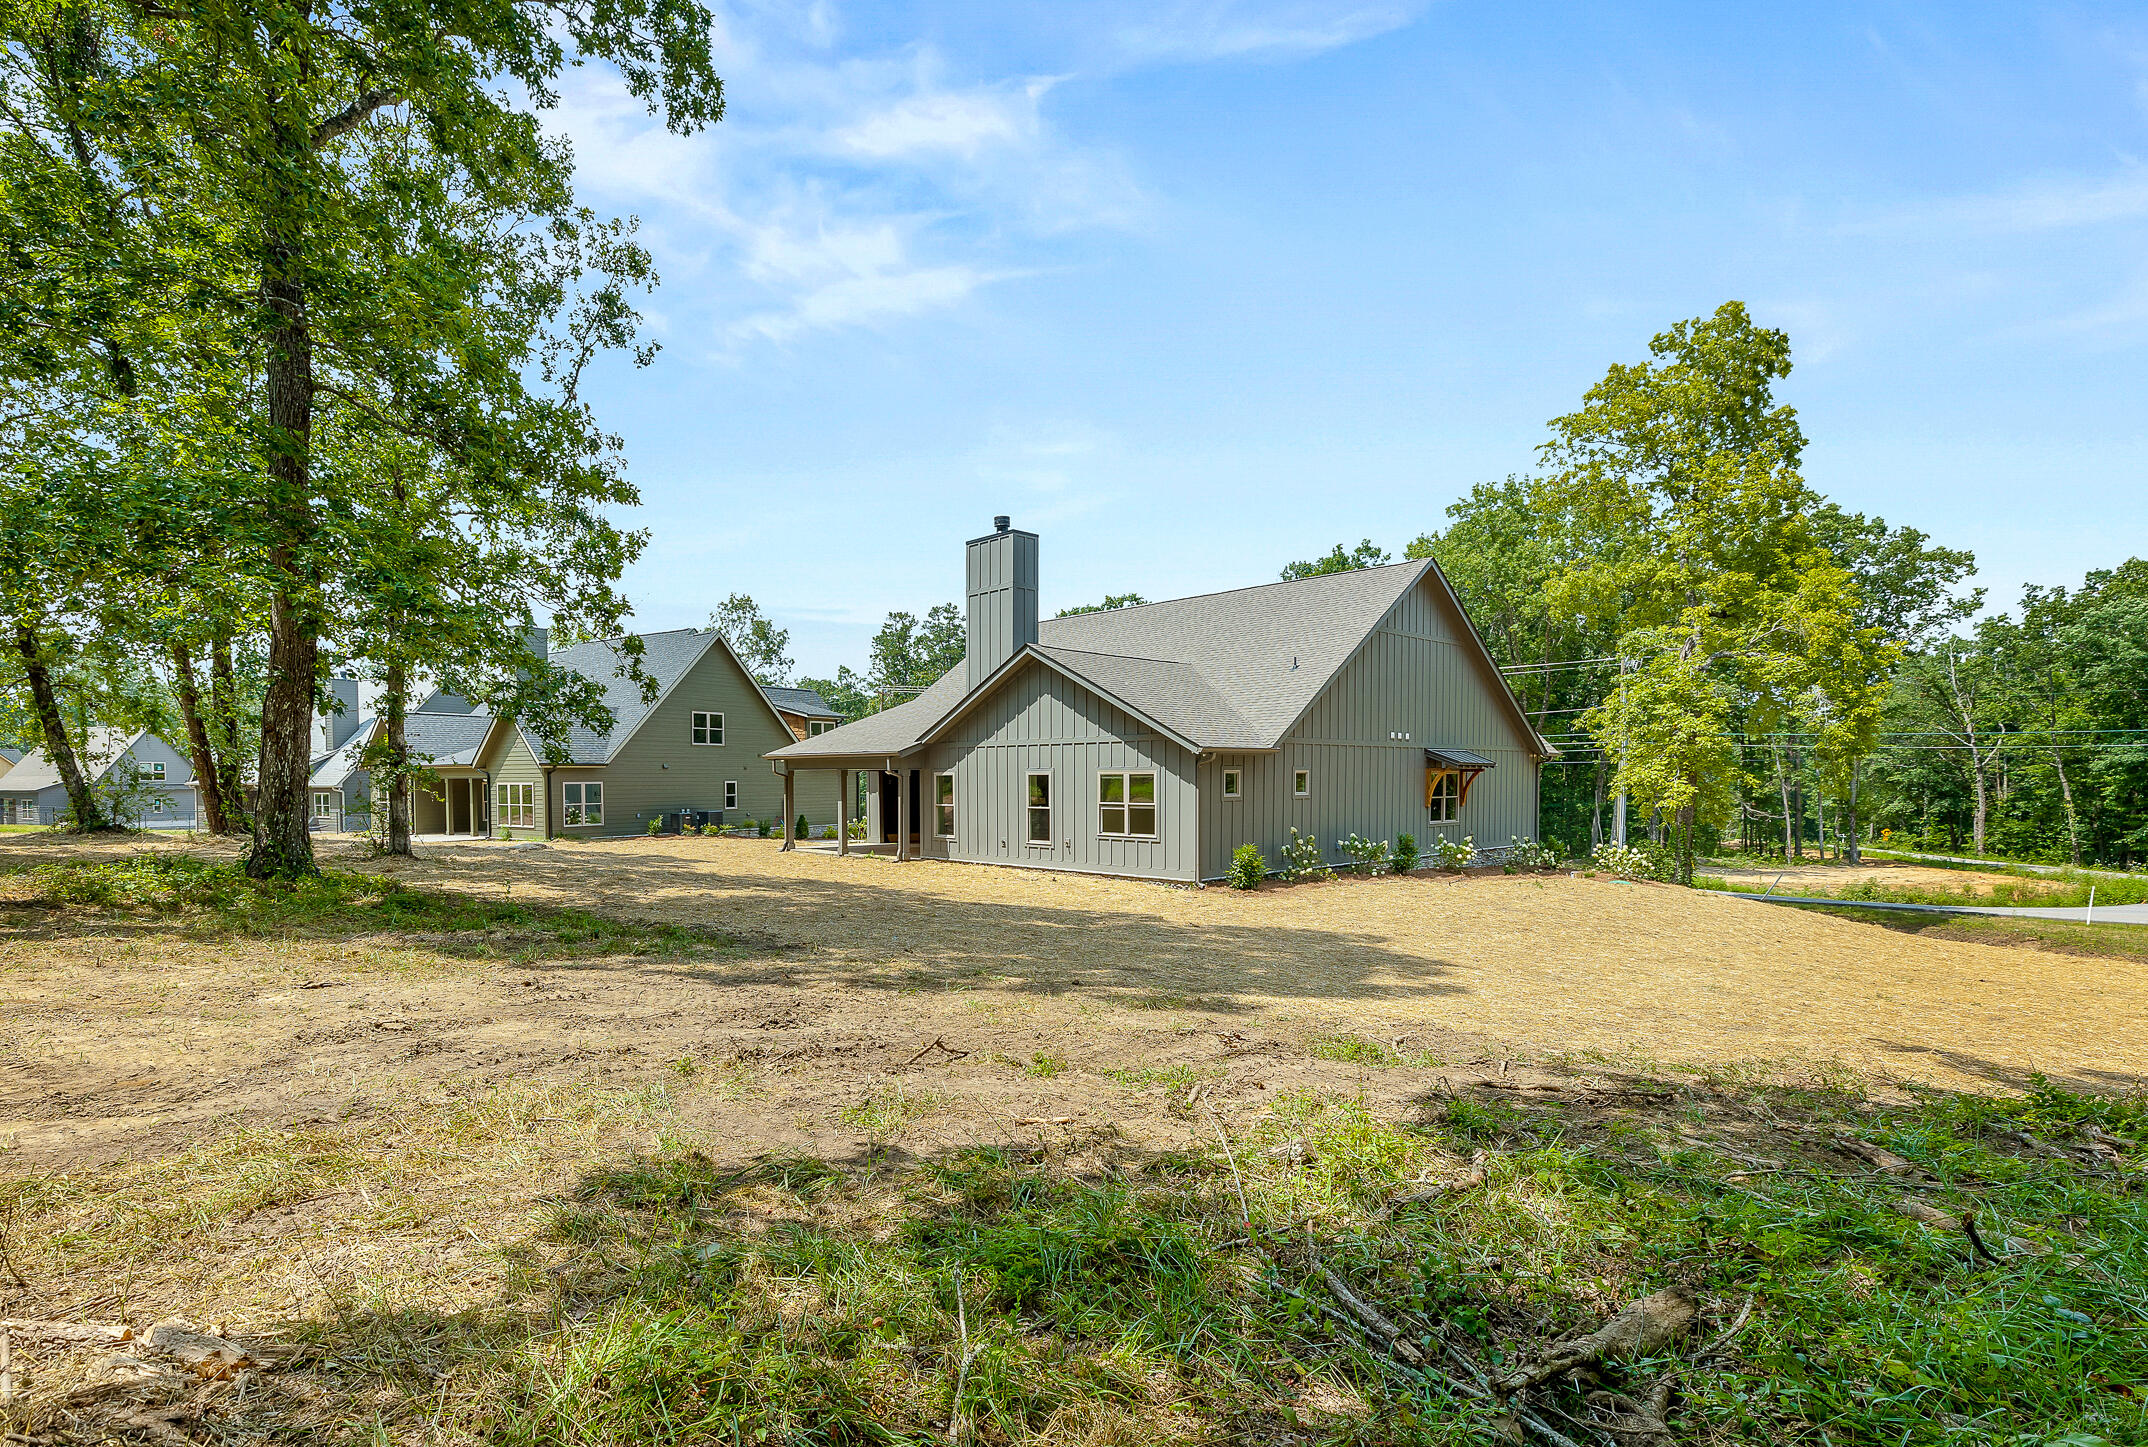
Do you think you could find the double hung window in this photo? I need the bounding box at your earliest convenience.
[1026,773,1052,843]
[497,782,535,828]
[693,711,724,745]
[1098,771,1157,838]
[934,773,956,837]
[562,780,603,826]
[724,780,739,810]
[1428,771,1460,823]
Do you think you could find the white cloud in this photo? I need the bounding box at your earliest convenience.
[1112,0,1423,63]
[835,79,1052,159]
[1845,160,2148,235]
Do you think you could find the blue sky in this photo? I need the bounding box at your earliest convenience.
[551,1,2148,679]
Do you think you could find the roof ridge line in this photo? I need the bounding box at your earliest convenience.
[1036,644,1188,665]
[1043,557,1430,620]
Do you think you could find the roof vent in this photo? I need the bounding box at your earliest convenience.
[993,514,1011,533]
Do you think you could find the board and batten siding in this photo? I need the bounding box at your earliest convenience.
[566,640,837,836]
[921,658,1199,881]
[1198,574,1542,880]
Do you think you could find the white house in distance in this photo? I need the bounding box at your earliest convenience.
[0,728,197,828]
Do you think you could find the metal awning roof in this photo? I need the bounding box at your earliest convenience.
[1424,748,1496,771]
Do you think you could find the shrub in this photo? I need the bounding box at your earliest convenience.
[646,816,663,836]
[1507,836,1559,871]
[796,813,810,842]
[757,818,773,838]
[1393,833,1419,873]
[847,816,868,840]
[1279,828,1326,882]
[821,826,837,840]
[1430,833,1476,870]
[1225,843,1266,890]
[1339,832,1390,875]
[1589,840,1666,879]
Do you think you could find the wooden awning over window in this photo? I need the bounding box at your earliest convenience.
[1424,748,1494,807]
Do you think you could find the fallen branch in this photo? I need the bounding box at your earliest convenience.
[1497,1287,1697,1393]
[1317,1265,1425,1366]
[903,1036,969,1067]
[1897,1197,2044,1261]
[1837,1137,1916,1175]
[1383,1149,1490,1215]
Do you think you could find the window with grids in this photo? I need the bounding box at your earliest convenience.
[934,773,956,837]
[1428,770,1460,822]
[147,760,166,780]
[1026,773,1052,843]
[724,780,738,810]
[496,782,534,828]
[693,711,724,745]
[562,780,603,826]
[1097,771,1157,838]
[312,791,339,818]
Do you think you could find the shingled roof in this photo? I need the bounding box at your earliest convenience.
[769,559,1550,761]
[764,685,839,719]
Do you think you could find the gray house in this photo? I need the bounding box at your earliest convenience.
[766,519,1554,883]
[323,628,840,840]
[0,728,198,828]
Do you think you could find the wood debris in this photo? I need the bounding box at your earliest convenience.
[1497,1286,1697,1393]
[1837,1137,1917,1174]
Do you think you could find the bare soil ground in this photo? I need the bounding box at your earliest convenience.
[6,833,2143,1175]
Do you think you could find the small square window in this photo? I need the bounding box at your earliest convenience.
[1293,769,1309,797]
[693,711,724,745]
[1221,768,1241,799]
[724,780,738,810]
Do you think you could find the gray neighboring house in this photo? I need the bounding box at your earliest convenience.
[325,628,840,839]
[309,677,374,831]
[0,728,198,828]
[767,518,1555,883]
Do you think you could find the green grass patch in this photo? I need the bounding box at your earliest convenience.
[1309,1033,1445,1068]
[4,852,735,957]
[1104,1064,1220,1093]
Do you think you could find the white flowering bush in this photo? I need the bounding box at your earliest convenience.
[1431,833,1477,870]
[1280,828,1327,881]
[1339,832,1391,875]
[1589,841,1667,880]
[1506,836,1560,871]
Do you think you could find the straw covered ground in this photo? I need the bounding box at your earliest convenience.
[3,834,2146,1445]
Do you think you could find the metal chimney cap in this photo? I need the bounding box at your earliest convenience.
[993,515,1011,532]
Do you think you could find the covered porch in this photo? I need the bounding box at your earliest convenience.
[407,768,492,838]
[771,754,926,859]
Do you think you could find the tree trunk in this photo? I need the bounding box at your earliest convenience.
[1845,761,1861,865]
[1675,802,1696,885]
[1970,766,1988,858]
[246,128,320,879]
[383,659,411,855]
[208,628,251,832]
[1590,761,1604,849]
[1814,785,1828,862]
[169,640,231,833]
[14,626,105,829]
[2052,748,2081,867]
[1777,749,1794,860]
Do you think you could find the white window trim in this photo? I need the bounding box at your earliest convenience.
[147,760,166,780]
[933,772,956,838]
[1024,770,1053,846]
[1220,767,1241,799]
[693,710,725,746]
[561,779,604,827]
[496,781,535,829]
[724,780,739,810]
[1293,769,1310,797]
[1097,770,1160,840]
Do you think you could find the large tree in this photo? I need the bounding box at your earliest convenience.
[1,0,721,875]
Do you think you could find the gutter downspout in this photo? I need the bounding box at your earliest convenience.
[542,764,555,840]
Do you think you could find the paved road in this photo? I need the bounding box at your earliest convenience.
[1863,847,2142,881]
[1729,892,2148,925]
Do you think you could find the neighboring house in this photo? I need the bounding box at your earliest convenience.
[767,518,1554,883]
[341,629,837,839]
[764,685,842,740]
[0,728,198,828]
[309,677,372,831]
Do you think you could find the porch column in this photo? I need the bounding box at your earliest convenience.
[838,770,851,856]
[894,765,910,861]
[780,767,796,851]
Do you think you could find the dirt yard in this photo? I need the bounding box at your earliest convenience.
[6,833,2144,1173]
